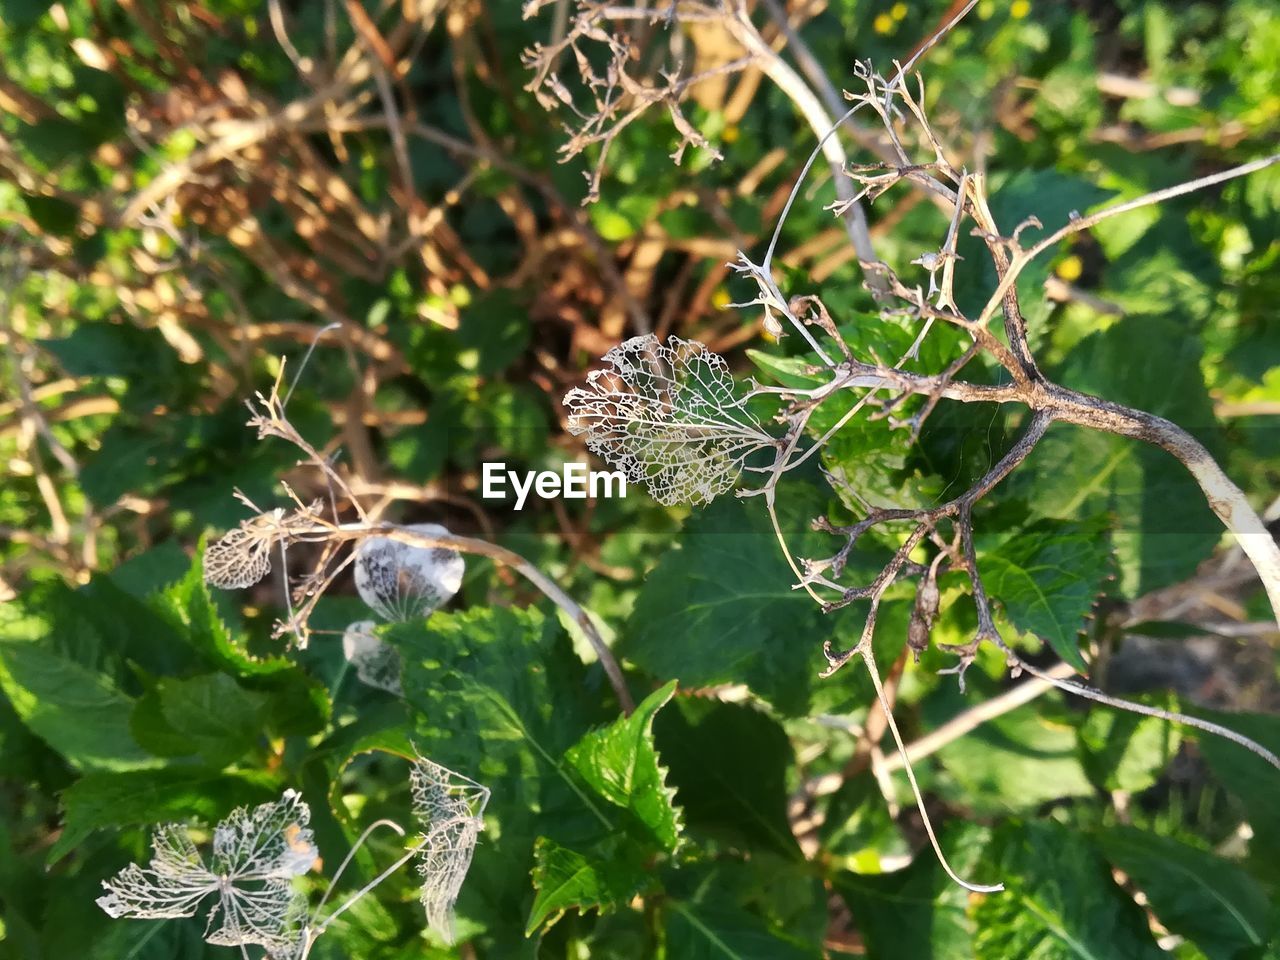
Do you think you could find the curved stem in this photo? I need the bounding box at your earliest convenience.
[313,837,427,937]
[310,819,406,925]
[726,3,878,268]
[1047,386,1280,628]
[333,523,636,713]
[1002,653,1280,772]
[859,646,1003,892]
[975,153,1280,331]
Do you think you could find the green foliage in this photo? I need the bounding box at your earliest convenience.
[976,518,1111,669]
[1096,826,1273,960]
[973,821,1165,959]
[1015,316,1223,597]
[1,1,1278,958]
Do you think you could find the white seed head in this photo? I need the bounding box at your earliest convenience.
[353,523,464,623]
[97,791,314,958]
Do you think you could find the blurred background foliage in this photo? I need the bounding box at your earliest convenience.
[0,0,1278,957]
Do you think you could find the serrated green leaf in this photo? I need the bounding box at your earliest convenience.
[976,518,1111,669]
[653,697,800,858]
[0,616,155,773]
[526,835,652,935]
[153,551,293,677]
[564,680,681,852]
[146,673,270,766]
[527,682,683,934]
[1095,826,1272,960]
[973,821,1164,959]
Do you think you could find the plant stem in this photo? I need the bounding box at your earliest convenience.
[333,523,636,713]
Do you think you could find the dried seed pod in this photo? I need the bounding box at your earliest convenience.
[908,565,940,663]
[342,620,403,695]
[353,523,464,623]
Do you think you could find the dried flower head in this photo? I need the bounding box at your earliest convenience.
[409,757,490,945]
[97,790,317,957]
[342,620,404,695]
[353,523,465,622]
[563,334,778,506]
[204,509,288,589]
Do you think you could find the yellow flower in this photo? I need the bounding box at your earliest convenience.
[722,124,740,145]
[1011,0,1030,18]
[873,12,894,33]
[1055,254,1083,282]
[891,2,908,19]
[712,288,732,310]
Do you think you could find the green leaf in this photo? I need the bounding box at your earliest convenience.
[153,552,293,678]
[526,835,652,936]
[133,673,269,766]
[563,680,681,852]
[0,611,154,773]
[456,288,531,375]
[973,821,1164,959]
[927,688,1093,815]
[653,697,800,858]
[1194,710,1280,883]
[527,682,682,934]
[52,767,278,863]
[1094,826,1272,960]
[1077,696,1181,793]
[976,518,1111,669]
[662,861,823,960]
[623,480,867,715]
[39,321,186,410]
[397,606,605,950]
[835,824,990,960]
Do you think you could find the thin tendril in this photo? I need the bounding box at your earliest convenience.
[283,322,342,408]
[313,839,426,936]
[761,0,980,274]
[1005,653,1280,771]
[860,645,1003,892]
[310,819,407,926]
